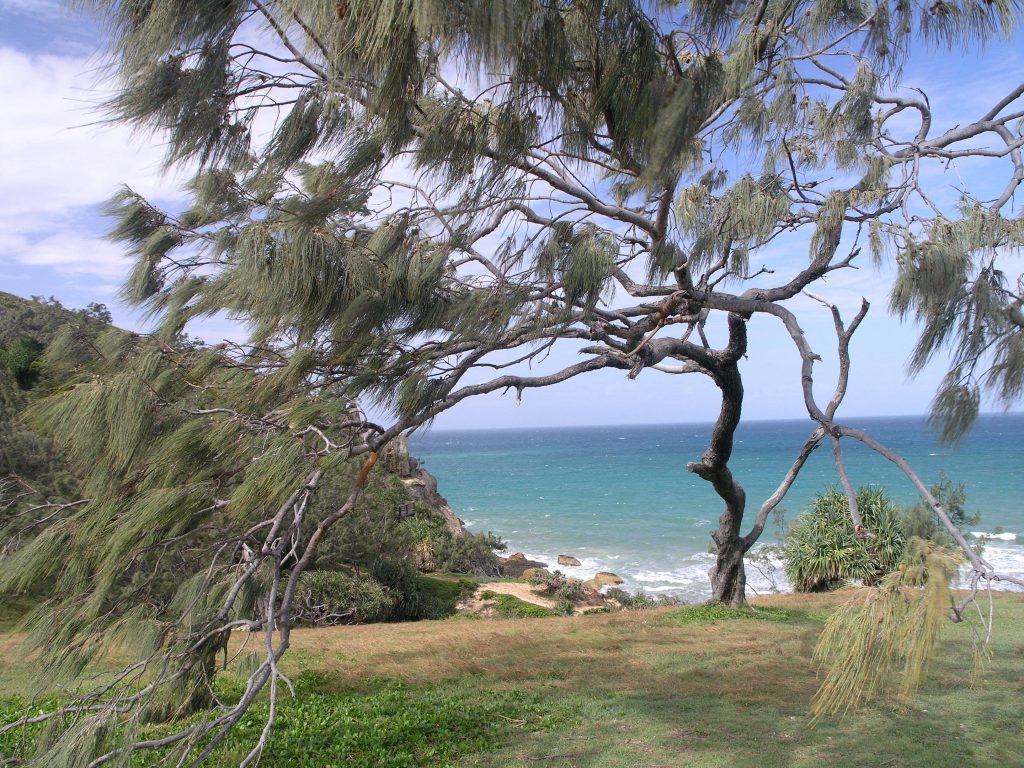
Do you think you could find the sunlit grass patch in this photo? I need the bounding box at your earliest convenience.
[659,603,802,625]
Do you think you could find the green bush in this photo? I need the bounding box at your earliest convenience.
[529,570,585,600]
[307,466,504,579]
[553,598,575,616]
[293,569,473,627]
[293,571,396,626]
[784,486,906,592]
[431,529,506,576]
[604,587,680,609]
[310,470,421,572]
[0,338,44,389]
[414,575,476,619]
[371,558,428,620]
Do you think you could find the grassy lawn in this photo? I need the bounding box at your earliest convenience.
[1,592,1022,767]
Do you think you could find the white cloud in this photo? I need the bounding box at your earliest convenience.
[9,232,130,280]
[0,0,61,13]
[0,45,188,281]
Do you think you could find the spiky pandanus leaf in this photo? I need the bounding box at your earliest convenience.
[785,486,906,592]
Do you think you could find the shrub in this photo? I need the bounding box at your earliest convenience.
[310,471,422,572]
[0,338,44,388]
[662,604,793,625]
[432,530,506,576]
[529,571,585,601]
[553,598,575,616]
[604,588,680,609]
[293,571,395,626]
[371,558,428,620]
[414,575,476,619]
[784,486,906,592]
[899,472,979,547]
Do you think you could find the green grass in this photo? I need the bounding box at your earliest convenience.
[2,592,1023,767]
[0,674,578,767]
[659,603,798,625]
[479,590,557,618]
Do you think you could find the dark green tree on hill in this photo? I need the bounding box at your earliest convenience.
[3,2,1024,764]
[0,294,113,502]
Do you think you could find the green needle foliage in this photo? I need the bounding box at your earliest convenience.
[5,1,1024,762]
[811,539,963,720]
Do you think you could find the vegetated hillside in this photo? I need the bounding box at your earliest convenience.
[0,291,504,618]
[0,292,112,500]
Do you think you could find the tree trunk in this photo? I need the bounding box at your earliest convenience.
[685,313,749,606]
[709,536,748,606]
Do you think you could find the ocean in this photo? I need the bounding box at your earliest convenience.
[411,414,1024,600]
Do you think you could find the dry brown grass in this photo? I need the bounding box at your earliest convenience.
[273,594,826,700]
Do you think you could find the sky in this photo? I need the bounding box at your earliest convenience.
[1,2,1022,431]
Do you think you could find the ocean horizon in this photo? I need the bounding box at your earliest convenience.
[412,413,1024,600]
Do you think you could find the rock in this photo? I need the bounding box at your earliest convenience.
[520,567,552,581]
[499,556,549,578]
[593,571,623,586]
[413,540,435,572]
[557,555,581,567]
[582,579,601,592]
[380,433,418,477]
[401,467,465,536]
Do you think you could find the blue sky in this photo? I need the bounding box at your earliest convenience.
[1,2,1022,430]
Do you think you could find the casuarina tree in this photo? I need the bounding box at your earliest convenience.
[2,1,1024,764]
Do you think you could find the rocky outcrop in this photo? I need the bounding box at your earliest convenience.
[592,571,624,586]
[497,553,549,578]
[388,434,466,536]
[557,555,581,566]
[402,469,465,536]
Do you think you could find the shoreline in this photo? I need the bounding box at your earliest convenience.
[493,535,1024,601]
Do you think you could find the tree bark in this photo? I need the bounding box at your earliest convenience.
[709,538,748,606]
[685,313,750,605]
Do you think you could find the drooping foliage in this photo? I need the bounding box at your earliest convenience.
[3,1,1024,761]
[72,1,1024,616]
[82,1,1024,438]
[890,204,1024,442]
[811,539,963,719]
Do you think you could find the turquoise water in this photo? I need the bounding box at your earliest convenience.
[412,414,1024,599]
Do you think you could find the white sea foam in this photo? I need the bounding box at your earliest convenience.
[505,535,1024,601]
[964,543,1024,591]
[971,531,1017,541]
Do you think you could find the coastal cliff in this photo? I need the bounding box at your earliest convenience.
[383,433,465,536]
